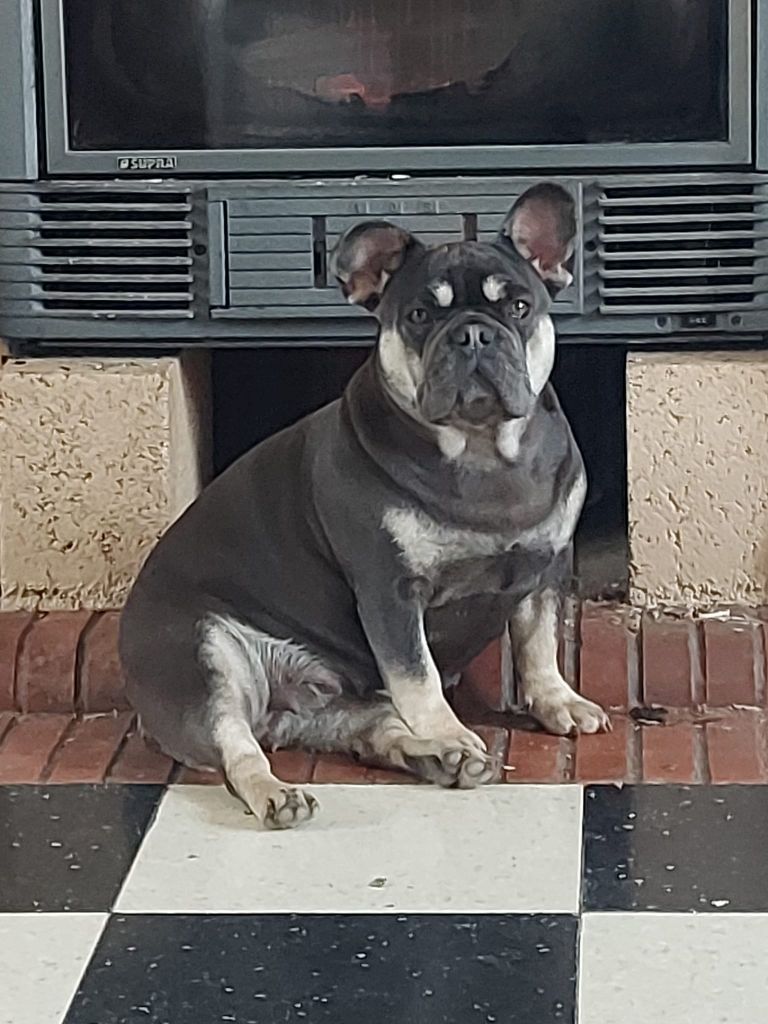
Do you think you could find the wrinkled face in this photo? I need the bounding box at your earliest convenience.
[375,241,554,426]
[331,183,576,432]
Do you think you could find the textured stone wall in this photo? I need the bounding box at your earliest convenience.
[0,355,210,611]
[627,351,768,608]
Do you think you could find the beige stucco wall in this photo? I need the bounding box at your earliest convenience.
[627,351,768,608]
[0,354,210,611]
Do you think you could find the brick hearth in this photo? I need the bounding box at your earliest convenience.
[1,605,767,786]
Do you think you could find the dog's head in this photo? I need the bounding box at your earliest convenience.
[331,184,576,431]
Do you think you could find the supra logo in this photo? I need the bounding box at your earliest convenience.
[117,156,178,171]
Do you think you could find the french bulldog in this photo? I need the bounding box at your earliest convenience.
[119,183,610,829]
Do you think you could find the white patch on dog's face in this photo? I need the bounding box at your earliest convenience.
[482,275,507,303]
[526,315,556,396]
[431,281,454,308]
[378,327,424,406]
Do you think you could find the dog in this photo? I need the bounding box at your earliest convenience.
[119,183,610,829]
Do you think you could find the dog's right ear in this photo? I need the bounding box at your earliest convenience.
[330,221,422,312]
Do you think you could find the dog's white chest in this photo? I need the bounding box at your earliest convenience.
[382,472,585,579]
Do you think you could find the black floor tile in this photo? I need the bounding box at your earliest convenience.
[65,914,578,1024]
[583,784,768,912]
[0,785,162,913]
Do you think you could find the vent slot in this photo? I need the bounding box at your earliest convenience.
[33,190,194,317]
[596,182,768,315]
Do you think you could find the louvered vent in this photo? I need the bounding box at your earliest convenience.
[33,190,194,317]
[597,181,768,315]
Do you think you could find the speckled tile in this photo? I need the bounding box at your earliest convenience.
[579,913,768,1024]
[0,913,106,1024]
[0,785,162,913]
[117,784,582,915]
[583,785,768,912]
[64,913,578,1024]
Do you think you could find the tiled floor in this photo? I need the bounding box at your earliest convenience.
[2,783,768,1023]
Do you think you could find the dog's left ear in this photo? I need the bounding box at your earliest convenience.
[500,183,576,294]
[330,220,422,313]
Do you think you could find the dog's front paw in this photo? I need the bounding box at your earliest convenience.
[230,778,319,830]
[527,685,611,736]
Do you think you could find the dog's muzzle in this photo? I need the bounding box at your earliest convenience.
[419,313,533,424]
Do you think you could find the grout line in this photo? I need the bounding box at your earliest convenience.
[39,716,76,783]
[11,613,37,713]
[753,622,766,706]
[626,720,643,783]
[692,723,711,784]
[0,713,17,748]
[626,618,642,709]
[104,714,137,781]
[690,620,707,707]
[559,736,577,783]
[73,611,98,716]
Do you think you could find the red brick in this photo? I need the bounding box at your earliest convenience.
[108,730,174,783]
[575,717,631,783]
[16,611,92,713]
[268,749,315,784]
[364,767,414,784]
[579,603,633,709]
[473,724,509,783]
[312,754,369,784]
[460,638,504,711]
[505,730,567,783]
[0,712,15,743]
[79,611,129,712]
[0,714,72,783]
[47,712,134,783]
[703,620,759,707]
[642,722,696,783]
[0,612,34,710]
[707,712,766,784]
[176,766,225,785]
[642,615,695,706]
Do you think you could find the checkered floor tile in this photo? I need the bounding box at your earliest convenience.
[2,783,767,1023]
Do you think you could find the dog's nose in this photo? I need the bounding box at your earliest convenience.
[455,322,496,352]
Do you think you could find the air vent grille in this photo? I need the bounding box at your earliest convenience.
[29,190,193,317]
[597,181,768,315]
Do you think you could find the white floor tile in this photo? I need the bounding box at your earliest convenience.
[116,784,582,914]
[0,914,105,1024]
[580,912,768,1024]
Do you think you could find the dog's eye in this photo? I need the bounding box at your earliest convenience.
[510,298,530,319]
[408,307,430,325]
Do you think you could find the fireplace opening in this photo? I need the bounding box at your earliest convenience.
[212,345,627,601]
[64,0,726,152]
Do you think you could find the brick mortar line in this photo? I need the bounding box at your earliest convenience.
[627,621,641,709]
[11,613,37,713]
[38,716,76,783]
[104,715,138,779]
[692,723,712,784]
[0,714,16,746]
[753,624,767,707]
[627,720,643,783]
[73,611,98,716]
[691,621,706,707]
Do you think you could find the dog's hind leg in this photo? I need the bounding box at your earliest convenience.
[265,697,497,789]
[201,615,319,830]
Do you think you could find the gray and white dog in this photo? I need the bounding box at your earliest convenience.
[120,183,610,829]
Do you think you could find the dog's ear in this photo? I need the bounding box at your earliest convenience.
[500,184,576,294]
[330,221,422,312]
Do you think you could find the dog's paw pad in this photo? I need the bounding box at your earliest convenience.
[262,788,319,830]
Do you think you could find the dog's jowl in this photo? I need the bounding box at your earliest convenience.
[119,183,610,829]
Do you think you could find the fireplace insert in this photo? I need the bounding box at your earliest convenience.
[1,0,768,349]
